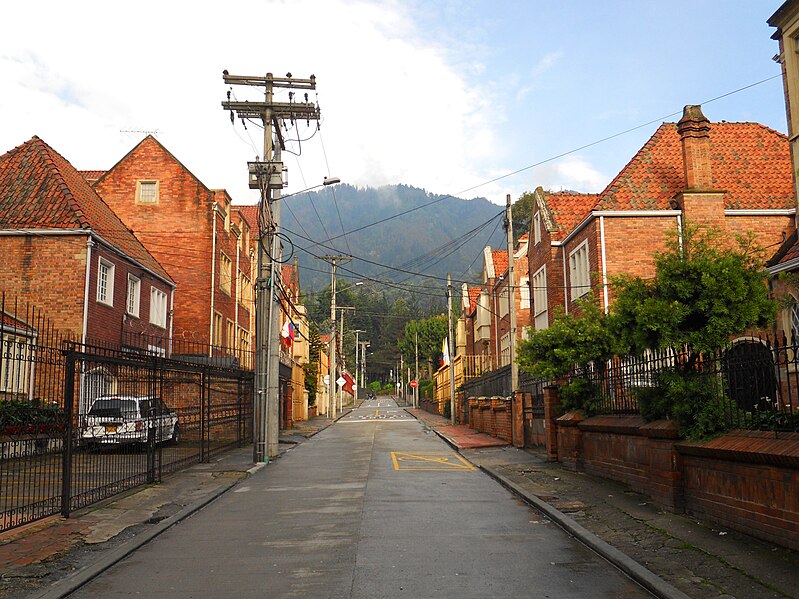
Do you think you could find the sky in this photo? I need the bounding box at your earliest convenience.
[0,1,790,208]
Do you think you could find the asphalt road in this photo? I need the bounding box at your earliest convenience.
[68,397,651,598]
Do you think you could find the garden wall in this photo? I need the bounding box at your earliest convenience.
[554,414,799,551]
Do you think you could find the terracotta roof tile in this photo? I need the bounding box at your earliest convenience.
[542,192,598,240]
[597,122,792,211]
[0,137,173,284]
[79,170,106,184]
[492,250,508,276]
[467,286,482,314]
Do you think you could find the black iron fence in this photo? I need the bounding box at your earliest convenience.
[462,365,512,399]
[1,297,253,533]
[558,334,799,432]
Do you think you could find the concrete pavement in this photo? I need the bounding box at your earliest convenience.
[0,412,347,599]
[407,407,799,599]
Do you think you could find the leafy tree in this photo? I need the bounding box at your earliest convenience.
[512,191,536,243]
[609,225,777,437]
[609,225,776,358]
[516,295,613,412]
[398,315,448,380]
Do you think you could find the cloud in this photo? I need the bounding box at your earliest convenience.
[0,0,504,205]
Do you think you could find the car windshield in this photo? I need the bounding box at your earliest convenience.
[88,399,138,418]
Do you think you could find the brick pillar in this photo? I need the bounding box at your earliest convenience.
[511,392,524,448]
[543,385,561,462]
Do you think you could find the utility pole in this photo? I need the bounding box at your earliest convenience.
[318,255,350,419]
[399,354,404,405]
[506,194,518,394]
[360,341,369,393]
[415,331,419,409]
[338,306,354,410]
[222,71,320,462]
[353,329,365,397]
[447,273,456,425]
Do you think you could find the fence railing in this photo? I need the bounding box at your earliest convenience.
[556,335,799,432]
[0,296,254,533]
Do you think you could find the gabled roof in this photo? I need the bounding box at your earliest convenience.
[538,191,599,241]
[234,204,259,233]
[491,250,508,277]
[597,121,792,211]
[79,170,105,184]
[0,136,173,284]
[466,286,482,316]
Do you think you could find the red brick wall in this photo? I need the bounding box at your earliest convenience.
[95,138,252,350]
[553,411,799,551]
[725,214,794,252]
[466,396,512,442]
[0,235,87,337]
[0,234,170,347]
[526,220,564,328]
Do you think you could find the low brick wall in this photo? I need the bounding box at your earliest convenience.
[467,396,513,443]
[677,431,799,551]
[553,412,799,551]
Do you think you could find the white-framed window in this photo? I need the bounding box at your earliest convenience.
[569,240,591,301]
[239,273,252,308]
[226,319,235,351]
[500,332,511,367]
[136,180,159,204]
[519,276,531,310]
[791,302,799,341]
[126,275,140,317]
[220,253,232,294]
[533,211,541,245]
[150,287,168,328]
[499,283,509,318]
[213,312,223,346]
[532,265,548,330]
[97,257,115,306]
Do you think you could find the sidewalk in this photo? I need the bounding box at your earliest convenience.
[0,412,343,599]
[407,408,799,599]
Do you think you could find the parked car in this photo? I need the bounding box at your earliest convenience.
[81,395,179,446]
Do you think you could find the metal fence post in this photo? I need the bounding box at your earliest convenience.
[60,347,76,518]
[200,369,207,462]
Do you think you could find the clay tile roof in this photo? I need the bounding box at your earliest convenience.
[0,137,173,284]
[79,170,106,184]
[597,122,792,211]
[467,286,482,314]
[492,250,508,276]
[544,192,598,240]
[234,204,259,231]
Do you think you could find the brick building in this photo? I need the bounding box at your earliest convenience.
[768,0,799,342]
[528,106,794,328]
[0,136,175,348]
[0,137,176,409]
[93,136,253,366]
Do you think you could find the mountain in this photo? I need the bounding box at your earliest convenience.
[279,184,505,293]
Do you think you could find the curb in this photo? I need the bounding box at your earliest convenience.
[28,477,242,599]
[479,465,692,599]
[404,410,689,599]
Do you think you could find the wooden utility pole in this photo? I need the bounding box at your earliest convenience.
[222,71,320,462]
[506,194,518,393]
[318,255,351,418]
[447,273,456,424]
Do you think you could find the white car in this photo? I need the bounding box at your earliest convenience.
[81,395,179,446]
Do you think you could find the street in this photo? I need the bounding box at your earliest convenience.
[69,398,650,598]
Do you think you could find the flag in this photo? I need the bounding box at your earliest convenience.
[441,337,450,367]
[281,320,295,346]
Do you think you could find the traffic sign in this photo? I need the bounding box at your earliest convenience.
[409,380,418,389]
[336,376,347,387]
[323,375,330,386]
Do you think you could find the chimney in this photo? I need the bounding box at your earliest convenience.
[677,105,713,190]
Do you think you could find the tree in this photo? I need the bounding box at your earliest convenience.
[609,226,776,357]
[516,296,613,411]
[398,315,448,380]
[512,191,536,243]
[608,225,777,438]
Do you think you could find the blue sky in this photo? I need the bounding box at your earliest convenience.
[0,1,788,207]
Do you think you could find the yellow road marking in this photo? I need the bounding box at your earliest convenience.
[391,451,475,471]
[375,408,379,417]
